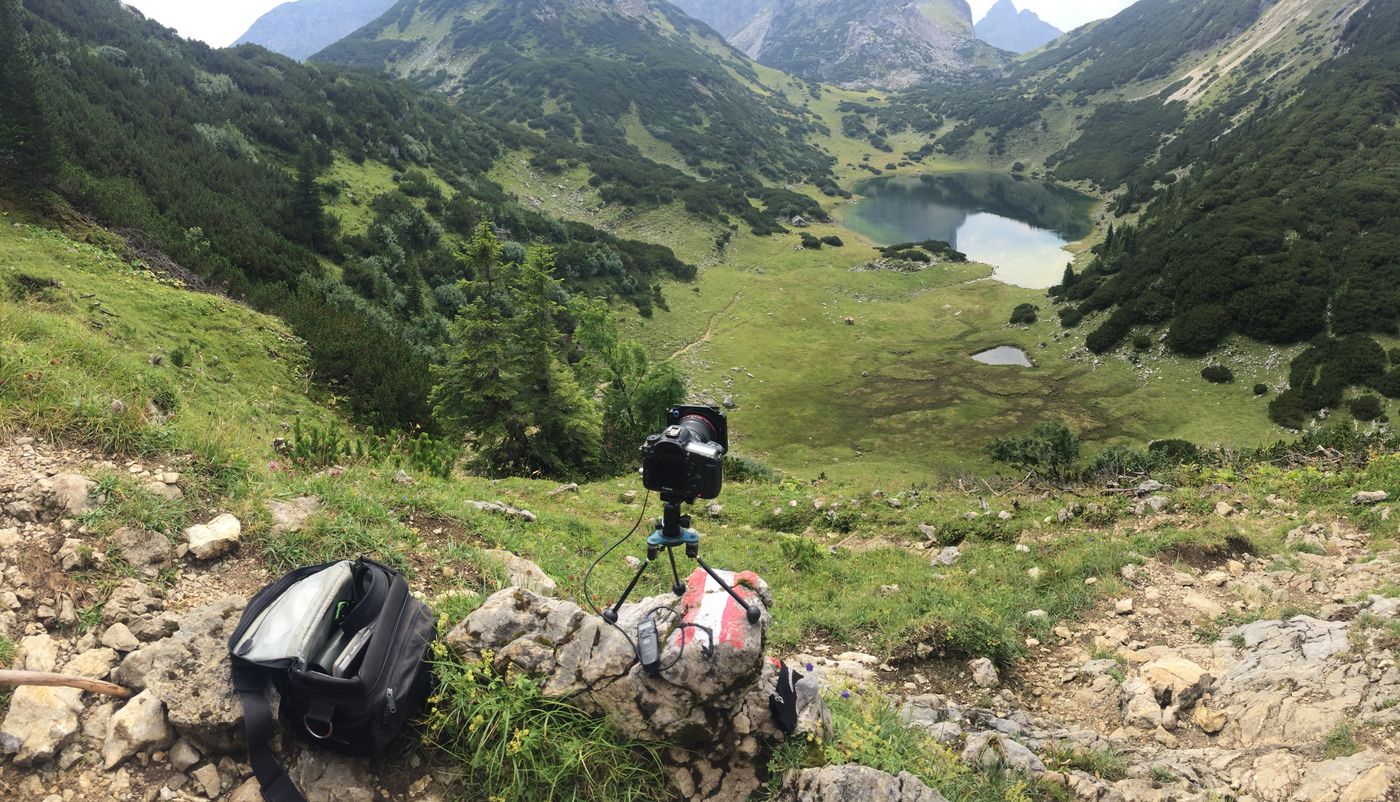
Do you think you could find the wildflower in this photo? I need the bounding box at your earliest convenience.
[805,662,814,672]
[840,690,851,699]
[268,461,281,472]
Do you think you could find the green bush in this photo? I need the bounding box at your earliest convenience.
[1253,383,1269,396]
[820,235,844,247]
[725,454,779,483]
[1132,334,1153,351]
[1167,306,1230,356]
[1201,365,1235,384]
[1058,307,1084,328]
[1147,439,1200,464]
[800,233,822,250]
[985,422,1081,480]
[1349,395,1384,421]
[422,649,666,802]
[779,535,824,572]
[1009,303,1038,325]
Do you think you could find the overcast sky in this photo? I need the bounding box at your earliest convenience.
[125,0,1138,48]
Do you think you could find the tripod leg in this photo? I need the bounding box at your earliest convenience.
[603,557,653,624]
[666,547,685,596]
[695,557,761,624]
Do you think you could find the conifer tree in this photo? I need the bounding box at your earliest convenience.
[0,0,60,189]
[290,148,331,253]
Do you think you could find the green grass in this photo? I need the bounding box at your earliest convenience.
[1322,722,1361,759]
[420,647,668,802]
[770,691,1045,802]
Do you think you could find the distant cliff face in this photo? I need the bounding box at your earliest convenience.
[974,0,1062,54]
[233,0,396,61]
[670,0,1007,89]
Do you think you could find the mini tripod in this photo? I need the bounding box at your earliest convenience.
[602,495,761,625]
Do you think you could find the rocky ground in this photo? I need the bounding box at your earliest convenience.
[2,433,1398,802]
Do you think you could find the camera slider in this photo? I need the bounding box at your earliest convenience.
[602,498,761,626]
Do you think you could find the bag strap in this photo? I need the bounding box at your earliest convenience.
[232,664,308,802]
[340,559,389,636]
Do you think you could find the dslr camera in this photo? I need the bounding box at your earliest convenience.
[640,405,727,502]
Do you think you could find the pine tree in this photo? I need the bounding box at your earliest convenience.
[289,148,330,253]
[0,0,60,189]
[430,223,527,474]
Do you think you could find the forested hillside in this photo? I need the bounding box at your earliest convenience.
[1056,0,1400,428]
[316,0,839,205]
[5,0,693,445]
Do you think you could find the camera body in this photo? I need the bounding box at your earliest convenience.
[640,405,727,502]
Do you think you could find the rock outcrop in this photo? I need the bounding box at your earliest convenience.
[447,569,827,802]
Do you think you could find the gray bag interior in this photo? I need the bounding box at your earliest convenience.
[235,560,354,667]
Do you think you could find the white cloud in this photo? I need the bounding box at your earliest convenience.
[967,0,1140,33]
[122,0,287,47]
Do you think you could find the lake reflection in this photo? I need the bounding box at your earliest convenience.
[844,173,1095,289]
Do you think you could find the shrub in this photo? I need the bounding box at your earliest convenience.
[1147,439,1200,464]
[1166,305,1230,356]
[985,422,1081,480]
[1058,307,1084,328]
[1009,303,1038,325]
[1132,334,1153,351]
[821,235,844,247]
[1086,445,1156,478]
[1201,365,1234,384]
[1254,383,1269,396]
[724,454,779,483]
[1349,395,1383,421]
[779,535,824,572]
[800,233,822,250]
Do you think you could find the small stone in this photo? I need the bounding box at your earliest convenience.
[192,763,223,798]
[1120,563,1139,581]
[101,623,141,652]
[183,514,241,560]
[706,503,723,517]
[624,555,642,569]
[931,546,960,567]
[1014,543,1030,553]
[917,523,938,541]
[548,483,580,496]
[885,497,902,509]
[264,496,320,535]
[1026,609,1048,621]
[620,490,638,504]
[1352,490,1389,505]
[102,690,172,769]
[1084,577,1098,586]
[1214,501,1235,518]
[1026,567,1042,580]
[997,510,1013,520]
[169,739,201,772]
[1115,599,1134,615]
[1193,704,1226,734]
[968,657,999,688]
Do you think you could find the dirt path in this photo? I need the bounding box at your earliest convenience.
[668,291,741,362]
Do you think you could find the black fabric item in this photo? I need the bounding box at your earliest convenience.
[229,558,437,802]
[768,660,802,734]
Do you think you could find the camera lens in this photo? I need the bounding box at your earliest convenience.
[675,414,718,445]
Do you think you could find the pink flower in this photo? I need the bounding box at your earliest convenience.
[268,461,281,472]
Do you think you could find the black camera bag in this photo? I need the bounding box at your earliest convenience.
[227,557,436,802]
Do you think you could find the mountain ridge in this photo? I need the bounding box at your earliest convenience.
[974,0,1061,54]
[234,0,396,61]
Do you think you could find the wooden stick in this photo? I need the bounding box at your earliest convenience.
[0,670,133,699]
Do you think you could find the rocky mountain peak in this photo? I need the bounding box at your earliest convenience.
[974,0,1062,54]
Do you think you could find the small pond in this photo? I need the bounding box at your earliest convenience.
[843,172,1096,289]
[971,346,1034,367]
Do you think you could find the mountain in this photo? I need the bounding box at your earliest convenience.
[973,0,1061,54]
[1056,0,1400,427]
[315,0,838,196]
[667,0,1008,89]
[233,0,396,61]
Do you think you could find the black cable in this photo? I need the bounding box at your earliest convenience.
[582,490,650,660]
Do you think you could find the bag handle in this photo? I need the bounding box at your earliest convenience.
[232,664,308,802]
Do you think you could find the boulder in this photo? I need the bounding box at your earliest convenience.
[102,578,165,625]
[0,686,82,765]
[101,690,172,769]
[142,596,247,753]
[142,480,184,502]
[961,731,1046,775]
[1352,491,1389,505]
[483,549,558,597]
[48,473,99,517]
[111,527,171,577]
[100,623,141,652]
[775,766,948,802]
[285,749,377,802]
[1181,592,1226,619]
[446,569,826,802]
[265,496,320,535]
[183,513,241,560]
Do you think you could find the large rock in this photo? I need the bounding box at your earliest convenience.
[112,527,171,577]
[102,578,165,625]
[142,596,248,753]
[265,496,320,535]
[0,686,83,765]
[483,549,558,597]
[184,513,242,560]
[775,765,949,802]
[101,690,172,768]
[446,570,826,802]
[962,731,1046,775]
[0,643,111,765]
[48,473,99,517]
